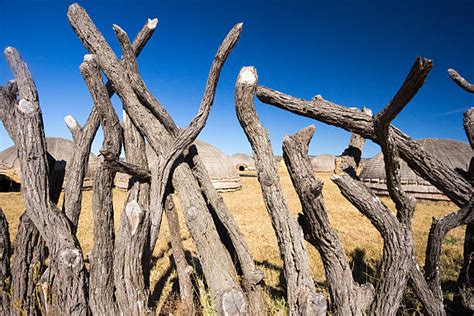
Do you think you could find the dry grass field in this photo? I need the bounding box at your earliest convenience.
[0,166,465,314]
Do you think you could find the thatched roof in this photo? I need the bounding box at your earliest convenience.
[360,138,471,200]
[116,140,242,192]
[0,137,99,190]
[310,154,336,172]
[230,153,256,171]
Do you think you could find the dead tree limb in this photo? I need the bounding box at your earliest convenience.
[235,66,327,315]
[165,194,196,315]
[448,68,474,93]
[186,145,266,314]
[0,209,11,315]
[283,125,374,315]
[255,86,472,208]
[3,46,89,315]
[63,18,157,230]
[80,55,121,315]
[68,4,250,313]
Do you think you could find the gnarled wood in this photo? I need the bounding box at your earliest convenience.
[68,5,249,313]
[283,126,374,315]
[256,85,472,207]
[3,46,89,315]
[235,66,327,315]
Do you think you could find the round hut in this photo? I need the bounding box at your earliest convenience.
[230,153,256,171]
[0,137,99,191]
[128,139,242,192]
[360,138,472,201]
[311,154,336,172]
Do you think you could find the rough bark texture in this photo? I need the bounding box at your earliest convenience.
[165,194,195,315]
[331,174,413,315]
[0,209,11,315]
[63,17,157,230]
[68,5,249,314]
[235,66,327,315]
[114,111,152,315]
[80,56,121,315]
[10,156,63,316]
[283,126,374,315]
[186,145,266,314]
[3,47,89,315]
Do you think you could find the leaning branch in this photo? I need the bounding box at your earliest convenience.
[255,85,472,207]
[448,68,474,93]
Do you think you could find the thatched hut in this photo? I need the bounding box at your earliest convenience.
[116,140,242,192]
[360,138,471,201]
[0,137,99,191]
[310,154,336,172]
[230,153,256,171]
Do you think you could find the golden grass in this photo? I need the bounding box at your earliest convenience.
[0,167,465,314]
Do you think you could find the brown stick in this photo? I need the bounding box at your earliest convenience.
[235,66,327,315]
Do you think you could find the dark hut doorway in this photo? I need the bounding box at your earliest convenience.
[0,174,21,192]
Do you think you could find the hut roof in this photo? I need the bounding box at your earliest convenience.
[0,137,99,188]
[310,154,336,172]
[118,140,242,192]
[230,153,256,171]
[360,138,471,200]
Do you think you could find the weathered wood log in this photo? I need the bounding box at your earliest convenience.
[165,194,196,315]
[0,209,11,315]
[186,145,266,314]
[331,174,413,315]
[235,66,327,315]
[114,110,152,315]
[80,56,121,315]
[63,17,157,230]
[68,5,250,313]
[3,46,89,315]
[255,85,471,208]
[283,125,374,315]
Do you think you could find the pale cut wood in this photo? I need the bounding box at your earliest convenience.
[235,66,327,315]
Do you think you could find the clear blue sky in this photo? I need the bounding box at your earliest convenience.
[1,0,473,157]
